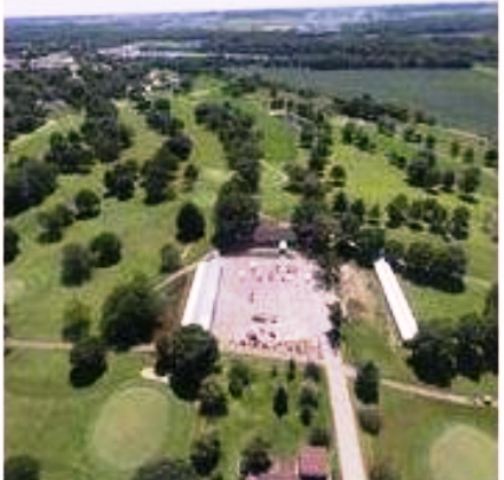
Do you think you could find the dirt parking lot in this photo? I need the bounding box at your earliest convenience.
[211,250,335,362]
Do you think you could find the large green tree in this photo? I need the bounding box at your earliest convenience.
[100,275,160,349]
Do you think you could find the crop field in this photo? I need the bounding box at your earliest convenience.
[5,350,335,480]
[359,388,497,480]
[244,67,497,138]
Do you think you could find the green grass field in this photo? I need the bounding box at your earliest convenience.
[5,92,229,339]
[244,67,498,138]
[5,350,335,480]
[328,117,497,323]
[5,350,196,480]
[359,388,497,480]
[5,80,304,339]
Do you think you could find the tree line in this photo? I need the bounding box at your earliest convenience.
[195,101,262,251]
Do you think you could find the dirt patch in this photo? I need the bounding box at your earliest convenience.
[340,264,383,322]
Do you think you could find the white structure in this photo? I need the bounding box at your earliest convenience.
[181,254,222,331]
[374,258,419,342]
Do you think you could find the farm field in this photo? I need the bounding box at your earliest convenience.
[358,388,497,480]
[245,67,498,138]
[5,350,336,480]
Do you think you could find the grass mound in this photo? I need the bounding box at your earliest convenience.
[89,386,170,470]
[430,424,497,480]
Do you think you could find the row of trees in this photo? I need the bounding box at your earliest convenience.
[45,130,94,174]
[386,194,471,239]
[195,101,262,191]
[406,284,498,386]
[195,102,261,251]
[81,95,132,163]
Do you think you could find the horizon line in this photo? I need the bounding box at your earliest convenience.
[5,0,497,20]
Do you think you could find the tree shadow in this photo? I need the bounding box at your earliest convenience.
[69,365,107,388]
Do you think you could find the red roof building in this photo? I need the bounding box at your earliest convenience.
[298,447,330,480]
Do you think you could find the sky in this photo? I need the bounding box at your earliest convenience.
[4,0,492,19]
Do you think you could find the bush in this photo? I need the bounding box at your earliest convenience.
[133,458,195,480]
[5,455,40,480]
[190,431,221,475]
[199,378,228,417]
[89,232,122,267]
[61,243,92,286]
[228,360,252,397]
[299,382,319,409]
[69,336,107,387]
[309,427,331,447]
[61,299,91,342]
[273,385,289,418]
[299,406,313,426]
[160,243,181,273]
[370,459,400,480]
[4,225,20,264]
[358,407,382,435]
[355,361,380,404]
[286,358,297,381]
[168,134,193,160]
[74,189,101,219]
[240,437,271,476]
[176,202,206,243]
[303,362,322,383]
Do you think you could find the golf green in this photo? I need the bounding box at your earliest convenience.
[89,386,170,470]
[430,424,497,480]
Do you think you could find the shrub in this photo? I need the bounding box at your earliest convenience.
[299,382,319,409]
[273,385,289,418]
[299,406,313,426]
[4,225,20,264]
[309,427,331,447]
[89,232,122,267]
[69,336,107,387]
[240,437,271,476]
[74,189,101,219]
[199,378,228,416]
[61,243,92,286]
[358,407,382,435]
[176,202,206,243]
[160,243,181,273]
[61,299,91,342]
[303,362,322,383]
[228,360,252,397]
[4,455,40,480]
[370,459,400,480]
[190,431,221,475]
[355,361,380,404]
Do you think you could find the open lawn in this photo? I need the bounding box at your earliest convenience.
[5,91,229,339]
[4,350,196,480]
[5,350,335,480]
[358,388,497,480]
[245,67,498,138]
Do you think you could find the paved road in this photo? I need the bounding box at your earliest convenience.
[321,337,368,480]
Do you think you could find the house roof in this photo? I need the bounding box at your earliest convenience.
[298,447,329,478]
